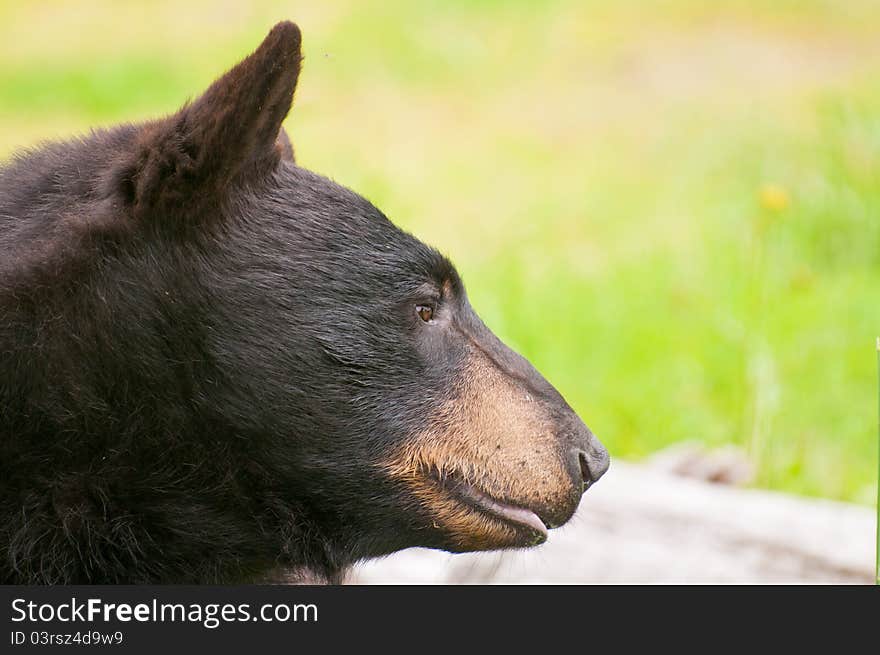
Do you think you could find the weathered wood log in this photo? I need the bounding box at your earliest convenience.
[349,462,875,584]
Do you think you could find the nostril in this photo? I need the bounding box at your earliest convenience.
[578,449,609,492]
[578,452,593,490]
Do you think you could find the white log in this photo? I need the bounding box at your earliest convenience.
[349,461,875,584]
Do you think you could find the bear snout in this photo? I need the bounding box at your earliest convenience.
[382,338,610,550]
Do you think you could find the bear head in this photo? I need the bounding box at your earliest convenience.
[0,21,608,583]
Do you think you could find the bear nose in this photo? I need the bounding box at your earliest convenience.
[577,444,610,492]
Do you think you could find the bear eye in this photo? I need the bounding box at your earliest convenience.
[416,304,434,323]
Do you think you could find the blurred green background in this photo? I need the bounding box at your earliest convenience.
[1,0,878,503]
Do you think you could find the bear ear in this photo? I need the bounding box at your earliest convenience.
[276,127,296,163]
[114,21,302,215]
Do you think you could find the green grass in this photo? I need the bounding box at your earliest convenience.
[1,0,878,503]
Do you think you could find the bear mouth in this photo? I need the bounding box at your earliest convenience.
[434,472,549,545]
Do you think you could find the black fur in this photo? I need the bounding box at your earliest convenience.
[0,22,608,584]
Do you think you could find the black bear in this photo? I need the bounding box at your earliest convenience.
[0,21,609,584]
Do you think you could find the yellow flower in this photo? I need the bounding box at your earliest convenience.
[759,184,790,212]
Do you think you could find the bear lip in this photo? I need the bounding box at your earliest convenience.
[456,483,549,540]
[434,472,549,542]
